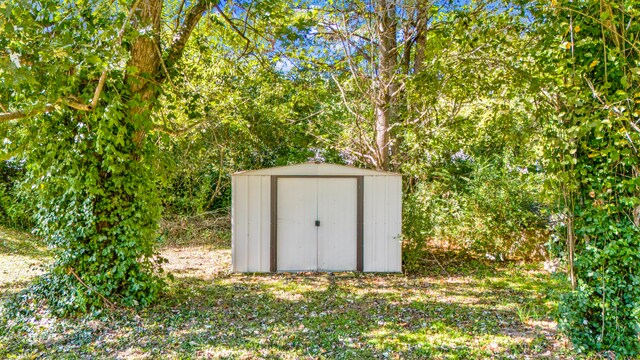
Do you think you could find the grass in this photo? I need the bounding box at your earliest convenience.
[0,227,49,303]
[0,226,574,359]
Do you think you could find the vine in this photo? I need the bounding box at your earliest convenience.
[22,91,167,313]
[540,0,640,355]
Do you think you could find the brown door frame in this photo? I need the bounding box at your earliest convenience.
[270,175,364,272]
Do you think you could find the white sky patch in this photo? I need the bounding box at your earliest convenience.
[307,25,318,37]
[139,25,153,35]
[274,57,294,73]
[8,51,21,68]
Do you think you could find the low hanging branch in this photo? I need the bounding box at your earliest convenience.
[0,77,108,122]
[0,95,97,122]
[1,0,215,123]
[0,104,58,122]
[0,0,140,123]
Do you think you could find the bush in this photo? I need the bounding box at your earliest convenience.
[402,155,549,271]
[19,104,168,314]
[0,160,34,230]
[558,221,640,356]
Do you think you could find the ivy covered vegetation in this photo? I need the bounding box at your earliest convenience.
[0,0,639,357]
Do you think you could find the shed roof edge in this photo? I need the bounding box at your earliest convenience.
[232,162,401,176]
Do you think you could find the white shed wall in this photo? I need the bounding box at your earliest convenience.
[363,175,402,272]
[232,163,402,273]
[231,175,271,272]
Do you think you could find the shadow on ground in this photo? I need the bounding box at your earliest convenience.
[1,243,571,359]
[0,228,49,302]
[0,228,48,259]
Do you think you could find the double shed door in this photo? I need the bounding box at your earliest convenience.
[276,177,359,271]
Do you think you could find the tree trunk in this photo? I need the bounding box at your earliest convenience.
[95,0,164,236]
[413,1,428,74]
[375,0,398,171]
[126,0,163,149]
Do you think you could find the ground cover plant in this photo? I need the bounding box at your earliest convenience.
[0,225,573,359]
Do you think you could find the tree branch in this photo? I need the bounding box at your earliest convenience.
[0,104,57,123]
[0,94,99,121]
[68,267,116,310]
[165,0,217,74]
[214,3,252,57]
[174,0,187,31]
[65,96,93,111]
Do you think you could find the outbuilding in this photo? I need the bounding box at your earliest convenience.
[231,162,402,273]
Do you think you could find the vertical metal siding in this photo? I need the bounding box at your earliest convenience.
[386,176,402,272]
[374,176,387,270]
[363,176,378,271]
[363,175,402,272]
[362,176,375,272]
[233,175,248,272]
[231,175,236,272]
[247,176,261,271]
[232,175,272,272]
[383,176,389,270]
[260,176,271,271]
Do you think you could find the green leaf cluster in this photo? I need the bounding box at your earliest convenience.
[536,0,640,355]
[20,100,167,314]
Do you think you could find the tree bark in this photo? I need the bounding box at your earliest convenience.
[374,0,398,170]
[125,0,164,149]
[413,1,428,74]
[118,0,213,150]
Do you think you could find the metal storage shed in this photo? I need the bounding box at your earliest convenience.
[231,162,402,273]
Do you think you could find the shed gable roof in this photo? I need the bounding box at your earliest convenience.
[233,162,399,176]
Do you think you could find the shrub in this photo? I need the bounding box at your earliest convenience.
[402,154,549,271]
[0,160,34,230]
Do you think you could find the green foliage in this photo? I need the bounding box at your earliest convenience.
[536,0,640,355]
[0,0,124,110]
[156,12,337,215]
[394,1,549,270]
[21,103,167,314]
[403,155,548,272]
[0,161,34,230]
[0,0,168,313]
[157,61,323,214]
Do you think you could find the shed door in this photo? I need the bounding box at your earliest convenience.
[276,178,357,271]
[276,178,318,271]
[317,178,357,270]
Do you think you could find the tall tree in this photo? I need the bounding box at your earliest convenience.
[311,0,533,172]
[309,0,419,170]
[0,0,219,311]
[375,0,399,170]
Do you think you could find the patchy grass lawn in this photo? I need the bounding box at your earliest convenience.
[0,226,573,359]
[0,227,49,303]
